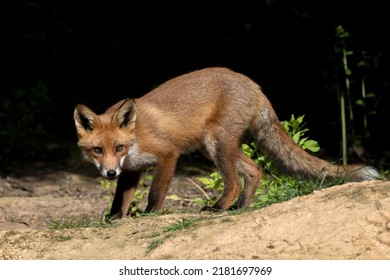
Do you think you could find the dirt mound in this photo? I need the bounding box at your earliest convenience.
[0,167,389,260]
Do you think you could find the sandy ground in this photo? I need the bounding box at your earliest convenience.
[0,162,389,260]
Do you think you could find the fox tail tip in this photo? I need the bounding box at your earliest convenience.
[354,166,381,181]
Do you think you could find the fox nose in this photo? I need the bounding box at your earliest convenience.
[106,169,117,179]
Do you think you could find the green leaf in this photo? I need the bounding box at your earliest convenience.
[292,132,301,144]
[355,99,364,106]
[197,178,212,185]
[302,140,320,152]
[167,194,179,200]
[299,137,308,146]
[296,115,304,124]
[191,198,207,206]
[257,195,269,203]
[281,121,290,132]
[241,143,254,157]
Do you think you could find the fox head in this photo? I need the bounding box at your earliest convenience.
[74,99,137,179]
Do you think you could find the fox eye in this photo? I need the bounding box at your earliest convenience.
[93,147,103,154]
[115,145,124,153]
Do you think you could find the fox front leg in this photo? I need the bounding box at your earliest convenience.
[144,154,179,213]
[108,170,141,220]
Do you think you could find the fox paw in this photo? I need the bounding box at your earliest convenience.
[105,213,121,223]
[200,206,225,213]
[228,205,239,211]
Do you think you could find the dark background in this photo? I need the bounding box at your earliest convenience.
[1,0,389,175]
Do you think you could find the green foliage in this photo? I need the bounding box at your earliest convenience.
[253,178,325,209]
[195,115,323,209]
[195,172,224,207]
[332,25,380,163]
[100,179,117,212]
[281,115,320,152]
[130,169,153,216]
[145,215,211,256]
[145,239,164,255]
[163,218,198,232]
[45,213,115,229]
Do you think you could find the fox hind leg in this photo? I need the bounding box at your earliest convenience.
[235,150,262,209]
[202,140,242,211]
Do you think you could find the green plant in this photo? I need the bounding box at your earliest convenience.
[333,25,379,164]
[355,51,380,141]
[100,179,117,211]
[334,26,352,165]
[195,115,323,209]
[163,217,199,232]
[145,238,164,256]
[145,215,209,256]
[130,168,153,216]
[45,213,114,229]
[195,171,224,207]
[59,235,73,241]
[281,115,320,152]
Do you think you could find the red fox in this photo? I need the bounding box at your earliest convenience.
[74,67,379,219]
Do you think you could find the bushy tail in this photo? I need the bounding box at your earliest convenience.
[252,96,380,182]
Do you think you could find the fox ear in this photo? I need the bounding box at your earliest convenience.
[74,104,100,135]
[112,99,137,130]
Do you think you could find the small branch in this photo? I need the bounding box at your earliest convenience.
[186,178,210,200]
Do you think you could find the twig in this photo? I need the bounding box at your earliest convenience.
[186,178,210,200]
